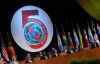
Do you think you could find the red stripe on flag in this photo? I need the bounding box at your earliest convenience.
[2,48,9,62]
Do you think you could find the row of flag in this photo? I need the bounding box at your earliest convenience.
[56,21,100,53]
[0,32,16,62]
[0,20,100,62]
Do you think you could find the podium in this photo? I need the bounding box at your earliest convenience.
[34,57,40,62]
[19,47,100,64]
[19,60,26,64]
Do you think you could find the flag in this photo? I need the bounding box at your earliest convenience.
[83,29,90,47]
[73,29,79,48]
[96,22,100,42]
[68,32,74,49]
[96,22,100,35]
[0,33,9,62]
[61,24,69,50]
[94,31,100,45]
[88,25,95,45]
[77,24,84,48]
[91,20,99,47]
[7,32,17,59]
[56,25,64,52]
[91,21,100,46]
[2,48,9,62]
[57,32,64,52]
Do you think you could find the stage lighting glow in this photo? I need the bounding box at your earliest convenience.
[11,5,53,52]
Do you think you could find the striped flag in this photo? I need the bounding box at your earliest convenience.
[2,48,9,62]
[68,32,74,49]
[0,33,9,62]
[77,24,84,48]
[7,32,17,59]
[83,29,90,47]
[73,29,79,48]
[56,26,64,52]
[60,24,69,50]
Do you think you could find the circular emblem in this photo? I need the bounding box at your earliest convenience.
[24,22,44,45]
[24,19,48,49]
[11,5,53,52]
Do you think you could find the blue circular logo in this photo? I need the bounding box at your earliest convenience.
[24,22,44,45]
